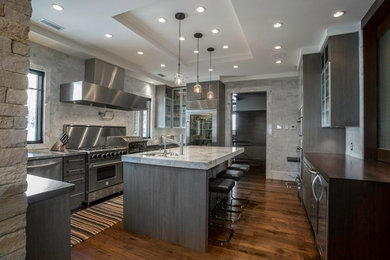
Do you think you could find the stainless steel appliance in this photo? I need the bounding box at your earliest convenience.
[27,157,63,181]
[186,109,217,146]
[302,158,328,260]
[60,58,151,111]
[64,125,128,204]
[296,107,304,198]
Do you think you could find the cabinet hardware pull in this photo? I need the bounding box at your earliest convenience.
[68,159,84,163]
[67,168,84,173]
[27,161,60,169]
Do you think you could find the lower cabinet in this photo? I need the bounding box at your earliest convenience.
[63,155,86,210]
[302,159,328,260]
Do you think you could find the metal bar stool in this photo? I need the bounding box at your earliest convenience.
[218,169,249,208]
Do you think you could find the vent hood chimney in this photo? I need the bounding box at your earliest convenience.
[60,59,151,111]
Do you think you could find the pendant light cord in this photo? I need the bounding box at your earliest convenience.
[178,20,181,75]
[197,38,199,83]
[209,51,212,91]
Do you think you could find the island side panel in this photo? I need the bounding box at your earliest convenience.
[123,163,209,252]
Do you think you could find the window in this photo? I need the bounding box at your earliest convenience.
[134,101,151,138]
[27,69,44,143]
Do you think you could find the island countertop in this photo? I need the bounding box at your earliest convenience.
[122,146,244,170]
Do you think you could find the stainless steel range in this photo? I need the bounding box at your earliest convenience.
[64,125,128,204]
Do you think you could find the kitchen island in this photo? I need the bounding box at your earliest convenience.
[121,146,244,252]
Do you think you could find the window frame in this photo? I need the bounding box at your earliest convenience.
[27,69,45,144]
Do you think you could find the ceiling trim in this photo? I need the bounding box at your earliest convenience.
[29,22,171,85]
[221,71,299,83]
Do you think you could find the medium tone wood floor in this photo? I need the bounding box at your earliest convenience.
[71,168,318,259]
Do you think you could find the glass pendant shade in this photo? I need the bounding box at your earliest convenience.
[194,83,202,93]
[207,89,214,99]
[174,73,184,86]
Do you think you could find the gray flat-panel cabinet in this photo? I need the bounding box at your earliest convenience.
[320,32,359,127]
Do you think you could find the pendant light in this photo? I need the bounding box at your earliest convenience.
[193,33,203,94]
[207,47,215,99]
[174,12,185,86]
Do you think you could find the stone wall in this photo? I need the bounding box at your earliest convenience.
[28,42,156,149]
[224,78,300,181]
[0,0,31,258]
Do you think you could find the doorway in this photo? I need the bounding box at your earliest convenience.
[232,92,266,168]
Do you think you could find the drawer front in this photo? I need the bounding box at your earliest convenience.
[66,175,85,194]
[64,155,85,168]
[70,192,85,210]
[64,166,85,178]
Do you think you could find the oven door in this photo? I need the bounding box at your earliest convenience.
[88,160,123,192]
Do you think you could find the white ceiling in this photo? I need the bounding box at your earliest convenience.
[30,0,374,85]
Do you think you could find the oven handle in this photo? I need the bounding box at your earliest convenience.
[89,161,122,168]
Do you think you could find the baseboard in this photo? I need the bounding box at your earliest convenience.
[267,171,298,181]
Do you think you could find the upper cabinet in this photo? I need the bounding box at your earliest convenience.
[320,32,359,127]
[155,85,186,128]
[172,88,187,128]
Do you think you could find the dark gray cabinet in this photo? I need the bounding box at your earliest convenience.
[320,32,359,127]
[63,155,86,210]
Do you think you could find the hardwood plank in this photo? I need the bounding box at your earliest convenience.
[72,167,319,259]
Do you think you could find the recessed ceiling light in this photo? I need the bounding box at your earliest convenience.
[137,51,144,55]
[333,11,345,18]
[104,33,113,38]
[52,4,64,11]
[160,64,166,67]
[151,81,154,84]
[197,6,206,13]
[233,65,239,69]
[208,68,213,72]
[179,36,185,41]
[273,22,283,28]
[223,45,229,49]
[158,17,167,23]
[275,60,282,64]
[194,50,199,54]
[274,45,282,50]
[211,28,220,34]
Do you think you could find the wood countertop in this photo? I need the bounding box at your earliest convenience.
[305,152,390,183]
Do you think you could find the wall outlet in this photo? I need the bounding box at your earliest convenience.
[350,142,353,151]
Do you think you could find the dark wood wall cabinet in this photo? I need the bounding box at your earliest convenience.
[302,153,390,260]
[302,54,345,154]
[320,32,360,127]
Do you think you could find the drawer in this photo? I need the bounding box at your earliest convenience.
[64,155,85,168]
[64,166,85,177]
[65,175,85,194]
[70,192,85,210]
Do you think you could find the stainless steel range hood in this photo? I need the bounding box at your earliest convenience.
[60,59,150,111]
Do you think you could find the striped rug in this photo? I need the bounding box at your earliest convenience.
[70,195,123,247]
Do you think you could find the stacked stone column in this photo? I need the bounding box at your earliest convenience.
[0,0,32,258]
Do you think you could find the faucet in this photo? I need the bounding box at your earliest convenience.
[161,134,184,156]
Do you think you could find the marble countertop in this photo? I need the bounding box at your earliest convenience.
[28,149,87,160]
[122,146,244,170]
[26,174,74,204]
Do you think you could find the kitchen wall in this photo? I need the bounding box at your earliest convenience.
[28,42,155,149]
[0,0,31,258]
[224,78,300,181]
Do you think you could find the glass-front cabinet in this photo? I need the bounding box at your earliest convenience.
[321,46,331,127]
[172,88,187,128]
[164,87,172,128]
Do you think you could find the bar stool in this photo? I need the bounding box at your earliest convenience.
[208,178,240,245]
[218,169,249,208]
[228,163,251,173]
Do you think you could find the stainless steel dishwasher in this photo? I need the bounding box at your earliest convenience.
[27,157,63,181]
